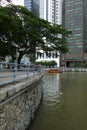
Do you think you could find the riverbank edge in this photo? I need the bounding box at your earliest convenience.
[0,74,43,130]
[43,67,87,72]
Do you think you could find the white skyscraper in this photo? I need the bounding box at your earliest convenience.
[36,0,63,67]
[40,0,62,25]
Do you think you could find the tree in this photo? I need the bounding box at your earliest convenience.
[0,5,71,63]
[44,24,71,53]
[0,5,21,60]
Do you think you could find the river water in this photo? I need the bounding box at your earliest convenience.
[29,72,87,130]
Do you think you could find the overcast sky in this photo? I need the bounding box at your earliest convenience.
[12,0,24,6]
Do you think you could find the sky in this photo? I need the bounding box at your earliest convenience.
[12,0,24,6]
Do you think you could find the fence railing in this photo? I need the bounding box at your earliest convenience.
[0,61,42,86]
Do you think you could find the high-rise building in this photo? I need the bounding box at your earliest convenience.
[39,0,46,20]
[24,0,39,16]
[36,0,62,67]
[61,0,87,67]
[40,0,62,24]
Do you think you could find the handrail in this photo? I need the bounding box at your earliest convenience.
[0,61,42,86]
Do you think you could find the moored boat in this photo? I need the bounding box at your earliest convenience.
[48,69,63,73]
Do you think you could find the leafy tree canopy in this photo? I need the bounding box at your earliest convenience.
[0,5,71,63]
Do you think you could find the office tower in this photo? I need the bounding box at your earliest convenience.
[36,0,62,67]
[62,0,87,67]
[24,0,39,16]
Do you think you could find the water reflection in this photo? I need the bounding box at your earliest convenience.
[29,72,87,130]
[43,73,62,106]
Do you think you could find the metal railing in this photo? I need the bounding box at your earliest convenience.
[0,61,42,86]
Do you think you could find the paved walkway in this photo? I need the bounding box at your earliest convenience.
[0,71,36,86]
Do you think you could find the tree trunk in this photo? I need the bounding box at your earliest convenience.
[29,45,36,64]
[18,54,23,64]
[17,53,23,69]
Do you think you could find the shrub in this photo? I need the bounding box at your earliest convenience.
[36,60,57,67]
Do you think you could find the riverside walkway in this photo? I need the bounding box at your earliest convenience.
[0,71,37,86]
[0,62,42,86]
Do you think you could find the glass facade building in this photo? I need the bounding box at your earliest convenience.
[24,0,39,16]
[62,0,87,67]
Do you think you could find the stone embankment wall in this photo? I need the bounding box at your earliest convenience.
[0,74,43,130]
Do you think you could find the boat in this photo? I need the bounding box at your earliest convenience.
[47,69,63,73]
